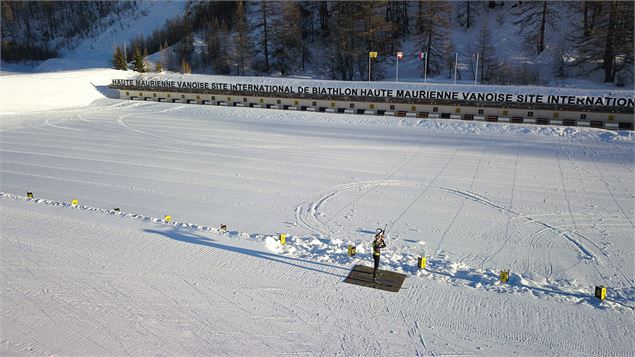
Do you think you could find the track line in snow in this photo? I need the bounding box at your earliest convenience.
[4,191,632,311]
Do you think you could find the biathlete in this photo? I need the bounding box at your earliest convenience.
[372,228,387,283]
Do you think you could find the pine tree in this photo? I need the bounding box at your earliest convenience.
[143,48,150,72]
[132,46,144,72]
[155,61,163,73]
[113,46,127,70]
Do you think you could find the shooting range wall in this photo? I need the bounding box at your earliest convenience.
[109,76,634,131]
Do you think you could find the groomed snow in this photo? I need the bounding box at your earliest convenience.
[1,69,633,355]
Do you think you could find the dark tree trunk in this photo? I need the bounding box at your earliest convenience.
[603,2,617,83]
[538,1,547,53]
[583,1,589,36]
[262,3,269,73]
[319,1,329,37]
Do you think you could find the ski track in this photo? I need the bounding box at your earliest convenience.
[2,99,633,355]
[434,135,493,255]
[3,191,632,311]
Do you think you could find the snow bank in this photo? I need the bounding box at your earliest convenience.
[0,68,135,114]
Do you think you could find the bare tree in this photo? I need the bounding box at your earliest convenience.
[456,1,481,29]
[569,1,634,84]
[232,0,254,76]
[414,0,452,76]
[513,1,559,54]
[271,2,303,75]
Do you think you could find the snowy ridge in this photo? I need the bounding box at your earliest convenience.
[4,191,631,311]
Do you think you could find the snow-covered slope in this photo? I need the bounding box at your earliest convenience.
[3,1,632,90]
[1,68,633,355]
[0,69,136,116]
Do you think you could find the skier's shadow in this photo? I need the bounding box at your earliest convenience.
[144,226,348,278]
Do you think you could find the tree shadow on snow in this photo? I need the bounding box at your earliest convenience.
[144,226,348,279]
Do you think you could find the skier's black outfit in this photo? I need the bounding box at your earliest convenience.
[372,230,386,282]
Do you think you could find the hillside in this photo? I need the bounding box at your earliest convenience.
[1,1,633,89]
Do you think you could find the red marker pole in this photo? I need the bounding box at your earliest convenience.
[396,52,403,82]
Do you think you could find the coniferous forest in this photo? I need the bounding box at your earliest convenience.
[2,1,633,86]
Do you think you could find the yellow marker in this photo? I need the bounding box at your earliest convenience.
[369,51,378,58]
[279,234,286,245]
[418,257,427,269]
[164,215,172,222]
[71,199,78,206]
[500,270,509,283]
[595,286,607,301]
[348,245,356,257]
[26,192,33,199]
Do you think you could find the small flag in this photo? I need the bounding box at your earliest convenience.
[419,52,426,60]
[369,51,378,59]
[397,52,404,59]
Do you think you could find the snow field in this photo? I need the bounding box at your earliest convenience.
[1,69,633,355]
[2,196,634,356]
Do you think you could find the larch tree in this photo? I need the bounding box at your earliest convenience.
[477,19,496,83]
[513,1,559,54]
[271,2,303,75]
[570,1,634,84]
[233,0,254,76]
[385,1,410,53]
[255,1,271,73]
[357,1,392,80]
[456,1,481,29]
[205,20,231,74]
[414,0,452,77]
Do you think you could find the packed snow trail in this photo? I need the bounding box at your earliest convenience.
[3,192,632,310]
[2,197,633,356]
[1,86,633,355]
